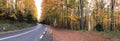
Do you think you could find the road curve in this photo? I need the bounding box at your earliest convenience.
[0,24,47,41]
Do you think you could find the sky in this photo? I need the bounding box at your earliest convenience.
[34,0,43,22]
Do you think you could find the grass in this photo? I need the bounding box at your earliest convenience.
[101,30,120,38]
[0,20,35,32]
[79,30,120,39]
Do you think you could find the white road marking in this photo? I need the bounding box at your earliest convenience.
[0,26,39,41]
[45,27,47,31]
[43,32,45,34]
[40,35,44,39]
[0,30,34,40]
[39,27,47,39]
[0,24,46,41]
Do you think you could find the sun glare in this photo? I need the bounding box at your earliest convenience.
[34,0,43,22]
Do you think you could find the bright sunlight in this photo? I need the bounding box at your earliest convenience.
[34,0,43,22]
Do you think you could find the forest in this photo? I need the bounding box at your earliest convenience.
[42,0,120,31]
[0,0,120,31]
[0,0,37,22]
[0,0,37,32]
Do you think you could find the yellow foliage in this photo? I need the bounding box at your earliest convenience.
[68,14,79,22]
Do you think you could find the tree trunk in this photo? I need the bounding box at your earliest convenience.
[80,0,84,30]
[110,0,115,31]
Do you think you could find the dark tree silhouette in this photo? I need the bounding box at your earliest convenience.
[110,0,115,31]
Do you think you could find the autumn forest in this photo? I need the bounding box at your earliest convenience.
[42,0,120,31]
[0,0,120,32]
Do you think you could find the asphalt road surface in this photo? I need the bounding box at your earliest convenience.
[0,24,51,41]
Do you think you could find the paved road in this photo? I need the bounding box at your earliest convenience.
[0,24,48,41]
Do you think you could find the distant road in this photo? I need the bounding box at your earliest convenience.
[0,24,47,41]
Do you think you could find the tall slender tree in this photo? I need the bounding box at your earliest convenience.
[80,0,84,30]
[110,0,115,31]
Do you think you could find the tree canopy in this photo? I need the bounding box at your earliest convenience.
[42,0,120,31]
[0,0,37,22]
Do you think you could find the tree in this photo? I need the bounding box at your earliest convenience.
[0,0,37,22]
[110,0,115,31]
[80,0,84,30]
